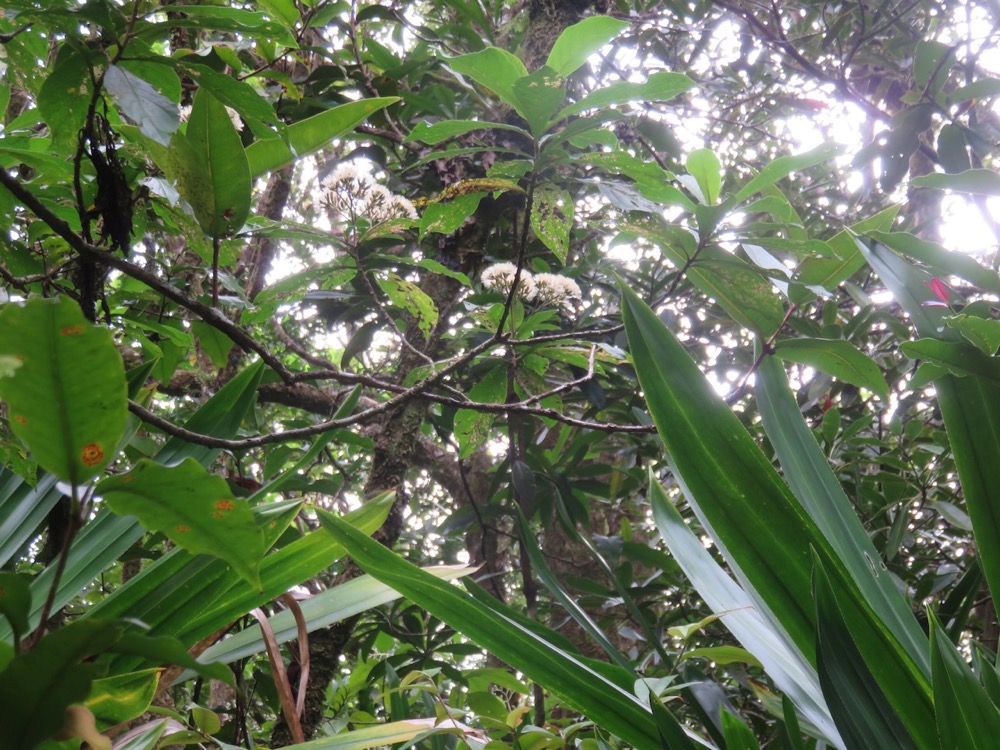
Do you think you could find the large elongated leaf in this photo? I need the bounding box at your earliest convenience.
[650,480,840,746]
[0,297,127,484]
[859,240,1000,608]
[166,87,251,237]
[99,459,265,590]
[772,338,888,400]
[730,144,841,205]
[812,558,919,750]
[191,565,474,672]
[245,98,399,177]
[755,355,929,674]
[622,283,936,747]
[545,16,628,77]
[931,614,1000,749]
[317,510,672,750]
[557,72,694,121]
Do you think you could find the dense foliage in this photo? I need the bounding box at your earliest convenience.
[2,0,1000,748]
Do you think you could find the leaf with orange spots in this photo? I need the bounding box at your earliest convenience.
[98,458,264,590]
[0,296,127,485]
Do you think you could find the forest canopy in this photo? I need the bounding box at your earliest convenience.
[1,1,1000,749]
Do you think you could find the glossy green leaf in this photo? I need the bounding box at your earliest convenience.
[546,16,628,76]
[283,718,475,750]
[0,363,266,643]
[420,193,484,237]
[944,314,1000,354]
[446,48,529,111]
[812,557,921,750]
[950,77,1000,102]
[773,338,888,401]
[91,495,392,674]
[931,614,1000,749]
[650,478,840,746]
[688,254,786,337]
[531,186,573,263]
[512,67,567,135]
[755,355,928,665]
[861,237,1000,636]
[104,64,179,147]
[722,710,760,750]
[0,619,123,750]
[937,124,971,173]
[179,61,282,130]
[623,281,935,744]
[684,647,762,668]
[406,119,528,145]
[557,71,694,121]
[36,48,93,149]
[193,565,473,671]
[167,87,251,237]
[453,364,506,458]
[0,296,128,484]
[85,669,159,728]
[685,148,722,205]
[318,509,667,750]
[99,458,265,590]
[245,97,399,177]
[867,231,1000,294]
[377,273,439,341]
[899,339,1000,385]
[731,143,841,204]
[0,572,30,640]
[910,168,1000,196]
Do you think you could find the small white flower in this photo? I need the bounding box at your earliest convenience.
[321,164,373,220]
[178,104,192,123]
[362,184,394,223]
[389,195,419,220]
[533,273,582,306]
[225,106,244,132]
[481,262,536,300]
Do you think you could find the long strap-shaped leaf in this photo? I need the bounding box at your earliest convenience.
[621,283,936,749]
[755,355,928,673]
[859,239,1000,609]
[318,509,687,750]
[650,479,841,747]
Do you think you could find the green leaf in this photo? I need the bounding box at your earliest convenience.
[104,64,180,147]
[377,273,439,341]
[85,669,159,728]
[650,479,840,746]
[98,458,265,590]
[722,710,760,750]
[531,186,573,264]
[755,355,928,665]
[446,48,529,112]
[867,231,1000,294]
[685,148,722,205]
[406,119,529,145]
[112,631,232,685]
[0,572,30,640]
[0,296,127,484]
[192,566,473,670]
[512,67,566,135]
[684,646,763,668]
[556,71,694,121]
[950,77,1000,103]
[937,124,971,173]
[931,614,1000,749]
[623,283,935,748]
[944,314,1000,354]
[731,143,841,204]
[899,339,1000,385]
[453,364,506,458]
[317,510,667,750]
[812,557,921,750]
[546,16,628,76]
[245,97,399,177]
[179,62,282,130]
[773,338,888,401]
[688,254,786,337]
[913,40,953,93]
[0,619,123,750]
[420,193,484,237]
[910,168,1000,196]
[280,718,475,750]
[37,47,93,149]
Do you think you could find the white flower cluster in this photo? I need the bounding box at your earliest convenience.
[481,263,581,307]
[321,164,418,224]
